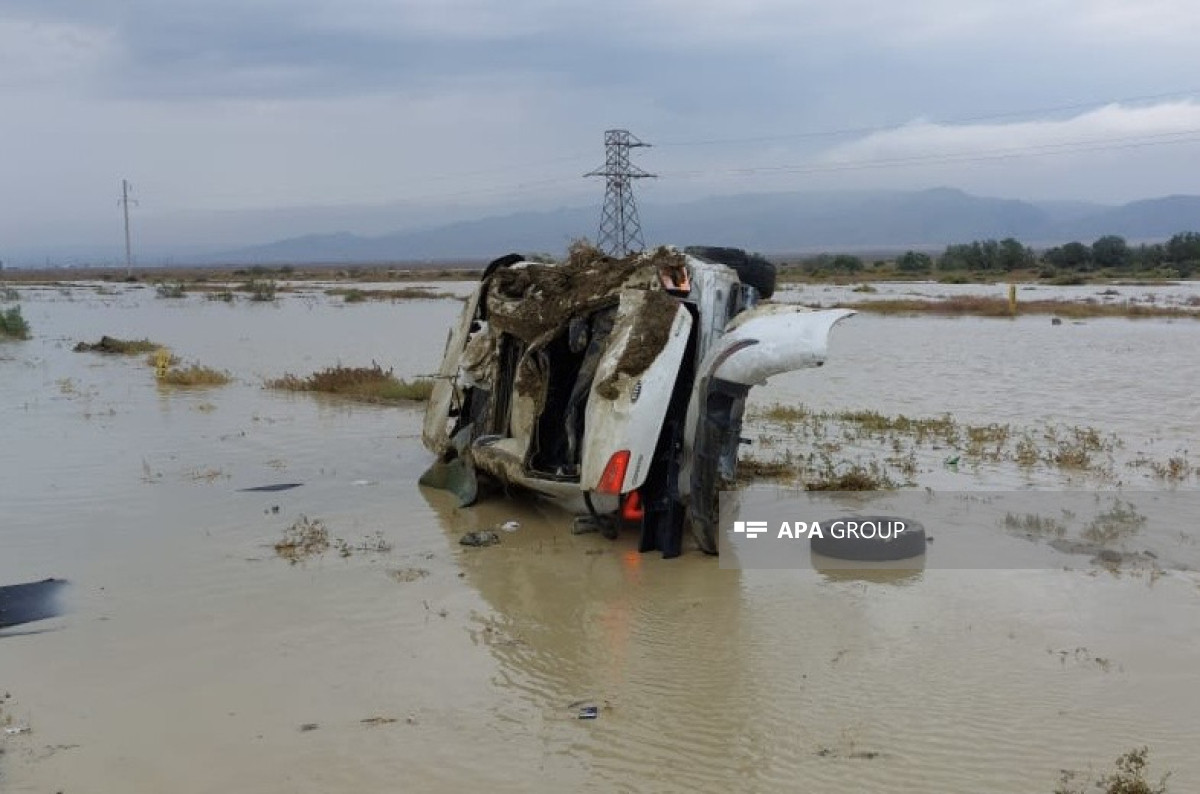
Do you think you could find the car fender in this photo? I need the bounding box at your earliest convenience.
[678,306,855,498]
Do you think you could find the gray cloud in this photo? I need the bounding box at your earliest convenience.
[1,0,1199,257]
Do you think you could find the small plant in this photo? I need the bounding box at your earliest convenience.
[1054,746,1169,794]
[0,305,30,339]
[144,350,181,367]
[851,283,877,293]
[241,279,277,302]
[155,282,187,299]
[1082,499,1147,545]
[206,288,235,302]
[159,363,232,387]
[74,336,159,354]
[1004,512,1067,538]
[266,364,433,404]
[805,464,895,491]
[274,516,330,564]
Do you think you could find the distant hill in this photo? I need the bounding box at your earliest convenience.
[213,188,1200,263]
[1054,195,1200,242]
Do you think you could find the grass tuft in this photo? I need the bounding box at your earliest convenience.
[326,286,457,302]
[274,516,330,564]
[159,363,232,387]
[0,305,31,339]
[266,363,433,404]
[844,296,1200,319]
[239,279,277,301]
[1055,746,1169,794]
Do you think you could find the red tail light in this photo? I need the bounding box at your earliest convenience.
[621,490,644,522]
[596,450,631,494]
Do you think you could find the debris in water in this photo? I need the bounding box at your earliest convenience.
[274,516,330,563]
[361,716,398,726]
[577,706,598,720]
[299,723,319,732]
[239,482,303,492]
[388,568,430,583]
[4,725,31,735]
[460,530,500,547]
[499,520,521,532]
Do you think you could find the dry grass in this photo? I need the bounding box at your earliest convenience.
[843,295,1200,319]
[804,467,894,491]
[274,516,330,564]
[737,457,796,483]
[74,336,160,354]
[327,286,457,302]
[159,363,232,386]
[144,351,181,367]
[750,402,1131,485]
[1055,747,1169,794]
[266,363,433,404]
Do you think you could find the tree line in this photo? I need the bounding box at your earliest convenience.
[791,232,1200,277]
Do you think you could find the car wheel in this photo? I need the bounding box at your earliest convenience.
[809,517,926,561]
[481,253,523,282]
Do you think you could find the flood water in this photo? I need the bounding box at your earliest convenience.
[2,281,1199,792]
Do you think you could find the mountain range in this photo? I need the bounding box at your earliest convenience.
[215,188,1200,264]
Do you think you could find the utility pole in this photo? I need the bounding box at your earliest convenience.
[119,179,136,276]
[585,130,656,257]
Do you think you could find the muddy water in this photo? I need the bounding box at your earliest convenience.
[2,283,1199,792]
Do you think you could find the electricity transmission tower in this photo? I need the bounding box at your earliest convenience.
[585,130,656,257]
[119,179,137,276]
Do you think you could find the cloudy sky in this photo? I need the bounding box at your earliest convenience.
[2,0,1199,260]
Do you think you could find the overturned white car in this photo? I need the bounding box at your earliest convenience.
[420,244,853,557]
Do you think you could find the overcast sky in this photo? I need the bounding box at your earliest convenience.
[2,0,1200,260]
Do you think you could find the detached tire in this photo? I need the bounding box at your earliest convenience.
[810,516,926,562]
[684,246,777,299]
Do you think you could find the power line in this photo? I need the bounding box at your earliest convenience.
[659,127,1200,181]
[655,87,1200,148]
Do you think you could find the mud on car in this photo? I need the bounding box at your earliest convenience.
[420,244,853,558]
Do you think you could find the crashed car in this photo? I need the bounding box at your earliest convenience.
[420,243,853,558]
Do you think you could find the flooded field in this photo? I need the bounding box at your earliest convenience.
[2,281,1198,792]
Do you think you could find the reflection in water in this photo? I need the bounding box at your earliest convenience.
[420,485,774,790]
[810,553,926,586]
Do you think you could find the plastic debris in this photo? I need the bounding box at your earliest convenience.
[499,520,521,532]
[577,706,599,720]
[238,483,303,492]
[4,725,31,736]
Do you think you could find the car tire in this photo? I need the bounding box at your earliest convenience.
[481,253,523,281]
[809,517,926,561]
[684,246,777,299]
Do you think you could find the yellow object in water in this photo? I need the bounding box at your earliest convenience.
[155,348,171,379]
